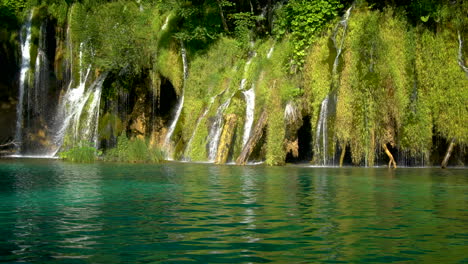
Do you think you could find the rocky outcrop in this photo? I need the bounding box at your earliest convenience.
[129,95,148,139]
[215,114,238,164]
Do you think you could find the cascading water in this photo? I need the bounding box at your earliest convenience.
[242,87,255,148]
[45,39,108,156]
[14,12,33,151]
[32,41,49,116]
[240,44,273,146]
[161,15,171,31]
[458,31,468,76]
[207,53,256,162]
[315,96,329,165]
[183,95,217,160]
[207,98,232,162]
[49,69,108,156]
[267,45,275,59]
[332,6,352,73]
[284,102,298,123]
[164,42,188,159]
[314,6,352,165]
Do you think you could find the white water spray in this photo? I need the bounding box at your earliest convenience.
[284,102,298,123]
[315,96,329,165]
[207,98,232,162]
[332,6,352,73]
[314,6,353,165]
[162,15,171,31]
[267,45,275,59]
[15,12,33,149]
[458,31,468,76]
[207,53,256,162]
[164,42,188,159]
[242,87,255,148]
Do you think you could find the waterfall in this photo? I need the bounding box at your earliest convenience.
[315,96,329,165]
[284,102,298,123]
[242,87,255,147]
[83,79,105,148]
[207,98,232,162]
[207,53,256,162]
[14,12,33,150]
[458,31,468,76]
[239,44,274,147]
[314,6,352,165]
[162,15,171,31]
[267,45,275,59]
[164,42,188,159]
[183,96,217,160]
[28,23,50,122]
[49,69,107,156]
[332,6,352,73]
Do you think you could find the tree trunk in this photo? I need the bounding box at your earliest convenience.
[215,114,238,164]
[236,110,268,165]
[382,143,397,169]
[339,144,346,167]
[216,0,229,33]
[441,138,456,169]
[0,141,19,148]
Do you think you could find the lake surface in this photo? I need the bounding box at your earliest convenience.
[0,159,467,263]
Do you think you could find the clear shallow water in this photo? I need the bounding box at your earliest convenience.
[0,160,467,264]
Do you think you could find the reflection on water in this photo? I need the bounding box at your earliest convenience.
[0,160,467,263]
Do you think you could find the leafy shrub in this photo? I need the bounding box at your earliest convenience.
[104,132,164,163]
[59,141,97,163]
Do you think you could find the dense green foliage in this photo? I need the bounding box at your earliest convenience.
[276,0,344,69]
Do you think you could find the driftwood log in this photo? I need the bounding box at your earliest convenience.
[236,110,268,165]
[382,143,397,169]
[339,144,346,167]
[0,141,19,148]
[441,138,456,169]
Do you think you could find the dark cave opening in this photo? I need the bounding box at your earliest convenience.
[286,116,313,163]
[158,77,178,121]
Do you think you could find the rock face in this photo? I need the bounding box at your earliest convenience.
[215,114,238,164]
[0,99,16,145]
[129,95,148,139]
[236,110,268,165]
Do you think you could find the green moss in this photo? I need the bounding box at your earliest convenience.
[98,112,123,141]
[266,84,285,166]
[156,43,183,95]
[303,35,331,134]
[416,28,468,144]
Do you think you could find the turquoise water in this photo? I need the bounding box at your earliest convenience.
[0,159,467,263]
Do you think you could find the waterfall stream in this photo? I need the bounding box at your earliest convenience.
[30,23,49,118]
[183,95,217,160]
[207,53,256,162]
[49,69,107,156]
[315,96,329,165]
[314,6,353,165]
[332,7,352,73]
[15,12,33,151]
[207,98,232,162]
[164,42,188,160]
[242,87,255,148]
[162,15,171,31]
[458,31,468,76]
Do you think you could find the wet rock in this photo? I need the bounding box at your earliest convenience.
[215,114,238,164]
